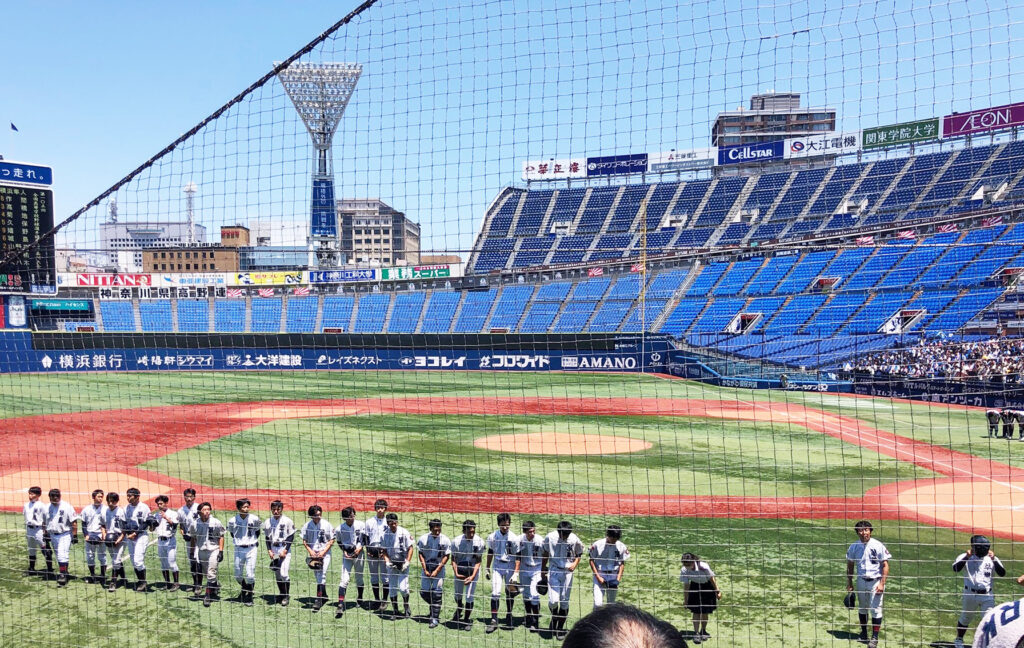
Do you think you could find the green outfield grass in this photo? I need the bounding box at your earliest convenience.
[142,413,933,497]
[1,513,1019,648]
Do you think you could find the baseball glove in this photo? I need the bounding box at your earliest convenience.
[507,582,520,596]
[86,532,103,544]
[269,558,282,571]
[843,591,856,609]
[536,575,549,596]
[603,577,620,589]
[390,560,407,572]
[424,558,440,574]
[456,563,475,579]
[306,556,324,570]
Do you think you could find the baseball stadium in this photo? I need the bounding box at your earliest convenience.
[3,1,1024,647]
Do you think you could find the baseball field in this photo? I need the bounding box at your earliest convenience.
[1,370,1022,648]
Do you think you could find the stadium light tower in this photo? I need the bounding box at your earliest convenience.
[276,61,362,267]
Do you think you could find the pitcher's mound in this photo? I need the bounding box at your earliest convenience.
[474,432,651,455]
[0,471,172,508]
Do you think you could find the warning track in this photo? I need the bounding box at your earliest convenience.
[1,397,1020,540]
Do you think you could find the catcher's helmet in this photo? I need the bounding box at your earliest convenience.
[971,535,991,557]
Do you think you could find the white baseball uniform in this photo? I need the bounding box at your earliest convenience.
[847,538,891,619]
[589,538,630,606]
[487,529,521,598]
[518,533,545,604]
[364,514,389,586]
[79,503,109,567]
[335,519,365,592]
[104,506,127,566]
[153,509,180,572]
[23,499,47,561]
[192,516,225,583]
[382,525,414,596]
[262,514,296,581]
[974,598,1024,648]
[955,552,1006,627]
[452,533,486,603]
[543,530,585,609]
[228,513,261,585]
[44,501,77,564]
[417,532,452,596]
[124,501,152,571]
[301,519,334,586]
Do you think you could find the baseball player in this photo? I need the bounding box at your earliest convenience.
[451,519,486,630]
[1014,410,1024,441]
[1001,409,1016,439]
[301,504,334,612]
[227,498,261,607]
[124,487,152,592]
[417,519,452,628]
[190,501,225,607]
[974,595,1024,648]
[846,520,891,648]
[953,535,1007,648]
[44,488,78,587]
[381,512,414,619]
[152,495,181,591]
[589,524,630,607]
[178,488,200,593]
[23,486,49,577]
[79,489,108,585]
[517,521,545,632]
[363,498,390,610]
[333,506,365,618]
[262,500,296,606]
[485,512,521,632]
[986,409,1001,437]
[104,492,128,592]
[541,520,585,640]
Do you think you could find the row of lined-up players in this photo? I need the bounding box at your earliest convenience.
[986,409,1024,439]
[22,488,640,640]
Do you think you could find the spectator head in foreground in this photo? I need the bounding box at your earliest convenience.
[562,602,686,648]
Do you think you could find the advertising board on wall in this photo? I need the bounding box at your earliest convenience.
[784,132,860,159]
[380,265,452,281]
[862,118,941,149]
[648,149,717,172]
[232,272,304,286]
[586,153,649,177]
[522,158,587,181]
[717,140,785,166]
[943,101,1024,137]
[73,274,152,287]
[308,269,377,283]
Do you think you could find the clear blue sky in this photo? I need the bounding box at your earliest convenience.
[2,0,1022,255]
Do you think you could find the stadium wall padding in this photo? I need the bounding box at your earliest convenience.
[0,331,673,374]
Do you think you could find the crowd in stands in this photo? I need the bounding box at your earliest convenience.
[852,338,1024,382]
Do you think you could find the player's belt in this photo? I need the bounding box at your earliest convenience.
[158,536,175,541]
[235,543,258,547]
[966,586,991,594]
[26,524,41,529]
[859,576,876,581]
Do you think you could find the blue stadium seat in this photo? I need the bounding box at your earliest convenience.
[177,299,209,333]
[139,300,172,332]
[420,292,462,333]
[352,294,392,333]
[214,300,246,333]
[101,301,136,332]
[453,290,497,333]
[320,296,355,331]
[285,297,318,333]
[386,292,426,333]
[251,298,283,333]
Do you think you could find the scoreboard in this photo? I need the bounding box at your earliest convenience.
[0,161,55,293]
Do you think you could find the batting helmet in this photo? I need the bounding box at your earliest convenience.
[971,535,991,557]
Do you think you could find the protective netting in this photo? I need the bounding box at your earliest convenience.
[3,1,1024,647]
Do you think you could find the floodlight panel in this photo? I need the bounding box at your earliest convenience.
[277,62,362,148]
